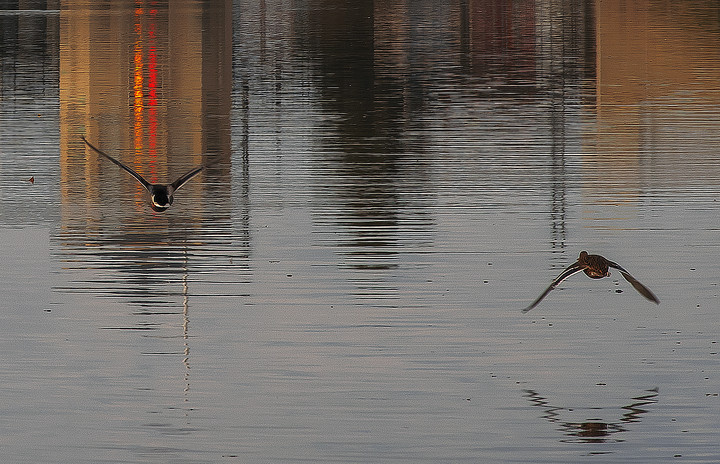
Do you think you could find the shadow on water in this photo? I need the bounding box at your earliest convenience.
[524,388,659,444]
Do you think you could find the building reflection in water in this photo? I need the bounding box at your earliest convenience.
[56,0,247,316]
[0,5,61,225]
[294,0,435,304]
[293,0,597,299]
[589,0,720,203]
[59,0,231,212]
[524,388,659,443]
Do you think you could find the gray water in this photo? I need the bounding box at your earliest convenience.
[1,1,720,462]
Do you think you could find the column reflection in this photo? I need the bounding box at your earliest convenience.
[57,0,246,318]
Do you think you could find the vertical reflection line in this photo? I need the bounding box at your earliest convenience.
[458,0,470,72]
[182,245,190,411]
[241,82,251,244]
[147,4,158,182]
[133,5,145,180]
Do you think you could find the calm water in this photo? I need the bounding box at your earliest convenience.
[1,1,720,462]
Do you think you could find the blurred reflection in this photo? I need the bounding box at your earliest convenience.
[0,6,59,97]
[60,1,231,215]
[0,6,60,225]
[459,0,594,251]
[56,0,246,314]
[588,0,720,200]
[459,0,537,84]
[295,0,434,303]
[181,246,191,409]
[524,388,659,443]
[537,1,595,251]
[293,1,597,298]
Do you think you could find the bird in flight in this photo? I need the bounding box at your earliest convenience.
[82,135,204,212]
[523,251,659,313]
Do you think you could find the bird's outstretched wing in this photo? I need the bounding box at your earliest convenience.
[169,165,204,194]
[82,136,152,191]
[607,261,659,304]
[522,262,586,313]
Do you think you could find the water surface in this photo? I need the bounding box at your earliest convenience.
[1,1,720,462]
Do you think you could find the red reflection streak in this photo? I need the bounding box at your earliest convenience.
[133,7,145,182]
[147,8,158,179]
[133,4,161,184]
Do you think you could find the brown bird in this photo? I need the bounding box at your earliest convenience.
[523,251,659,313]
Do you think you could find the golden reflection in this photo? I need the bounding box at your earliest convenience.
[588,0,720,199]
[132,4,161,182]
[133,6,145,161]
[59,0,231,220]
[56,5,239,398]
[147,6,158,161]
[133,4,146,198]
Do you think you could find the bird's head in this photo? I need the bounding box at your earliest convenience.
[150,191,172,212]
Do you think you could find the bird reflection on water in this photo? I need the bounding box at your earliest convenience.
[523,251,660,312]
[82,135,205,212]
[524,388,659,444]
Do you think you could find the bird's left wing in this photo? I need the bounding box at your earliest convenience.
[169,165,204,194]
[608,261,659,304]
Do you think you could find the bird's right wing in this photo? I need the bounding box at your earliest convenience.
[522,262,585,313]
[82,136,152,191]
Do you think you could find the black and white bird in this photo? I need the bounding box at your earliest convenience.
[523,251,659,313]
[82,135,204,212]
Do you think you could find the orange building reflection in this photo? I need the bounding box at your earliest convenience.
[59,0,231,220]
[589,0,720,197]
